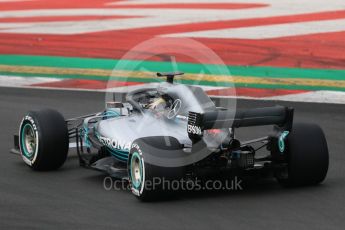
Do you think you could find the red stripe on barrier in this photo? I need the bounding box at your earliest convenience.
[0,15,140,23]
[108,3,268,9]
[0,30,344,69]
[0,1,344,69]
[0,0,266,11]
[0,0,117,10]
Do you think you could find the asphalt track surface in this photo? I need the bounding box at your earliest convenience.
[0,87,344,229]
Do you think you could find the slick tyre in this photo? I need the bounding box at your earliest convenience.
[19,109,69,170]
[278,123,329,186]
[128,136,186,201]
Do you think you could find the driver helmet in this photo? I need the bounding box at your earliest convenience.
[148,97,167,112]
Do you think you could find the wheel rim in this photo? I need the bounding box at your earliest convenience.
[21,123,36,159]
[130,152,142,189]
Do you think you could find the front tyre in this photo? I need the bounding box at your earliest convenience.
[19,109,69,170]
[278,123,329,186]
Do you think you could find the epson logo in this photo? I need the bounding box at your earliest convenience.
[187,124,202,135]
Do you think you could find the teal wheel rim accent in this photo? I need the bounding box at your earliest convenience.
[130,152,143,189]
[21,123,36,159]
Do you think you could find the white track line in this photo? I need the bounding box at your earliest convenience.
[2,75,345,104]
[165,18,345,39]
[0,75,61,87]
[264,91,345,104]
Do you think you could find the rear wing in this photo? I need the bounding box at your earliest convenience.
[187,106,293,140]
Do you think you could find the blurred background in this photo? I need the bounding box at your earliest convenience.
[0,0,344,103]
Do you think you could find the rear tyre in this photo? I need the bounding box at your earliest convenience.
[19,109,69,170]
[278,123,329,186]
[128,136,185,201]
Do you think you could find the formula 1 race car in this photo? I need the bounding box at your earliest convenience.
[12,72,329,201]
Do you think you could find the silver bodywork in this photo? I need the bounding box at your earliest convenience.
[88,82,225,162]
[97,113,190,152]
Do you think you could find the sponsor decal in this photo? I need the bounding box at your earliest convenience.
[129,143,146,196]
[131,143,142,155]
[98,136,131,151]
[187,124,202,135]
[24,115,37,131]
[20,115,39,166]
